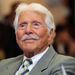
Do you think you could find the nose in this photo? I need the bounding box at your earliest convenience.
[25,23,33,35]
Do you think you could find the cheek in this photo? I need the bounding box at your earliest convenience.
[35,29,49,47]
[16,30,24,40]
[36,28,48,38]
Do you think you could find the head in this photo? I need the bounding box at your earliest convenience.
[13,3,55,57]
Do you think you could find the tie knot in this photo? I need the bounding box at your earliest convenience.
[18,59,33,75]
[23,59,33,68]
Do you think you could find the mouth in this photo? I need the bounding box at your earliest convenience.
[26,38,35,40]
[23,37,37,42]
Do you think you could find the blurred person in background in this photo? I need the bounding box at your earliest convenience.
[0,3,75,75]
[53,26,70,55]
[50,0,75,57]
[53,25,75,57]
[68,27,75,57]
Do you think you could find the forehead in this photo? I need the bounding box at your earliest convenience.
[18,10,46,22]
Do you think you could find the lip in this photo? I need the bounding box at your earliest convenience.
[24,37,37,41]
[26,37,35,40]
[24,39,36,43]
[26,38,34,40]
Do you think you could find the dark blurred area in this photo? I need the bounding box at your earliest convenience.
[53,0,75,57]
[0,0,74,60]
[0,2,23,60]
[54,0,75,57]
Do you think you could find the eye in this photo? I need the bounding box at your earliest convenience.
[34,23,40,26]
[19,22,27,28]
[33,22,41,27]
[20,24,26,27]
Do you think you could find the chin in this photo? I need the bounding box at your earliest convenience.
[22,47,36,52]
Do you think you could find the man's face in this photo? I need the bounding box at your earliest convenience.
[16,10,52,55]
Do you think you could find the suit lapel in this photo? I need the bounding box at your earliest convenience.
[29,46,56,75]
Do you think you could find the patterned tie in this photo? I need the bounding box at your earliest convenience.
[18,59,33,75]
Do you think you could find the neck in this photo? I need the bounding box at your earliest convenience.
[24,45,49,58]
[24,52,35,58]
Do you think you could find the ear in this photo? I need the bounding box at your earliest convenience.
[48,29,55,45]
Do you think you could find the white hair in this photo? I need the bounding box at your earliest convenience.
[13,3,55,32]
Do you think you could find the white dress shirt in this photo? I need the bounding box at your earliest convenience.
[15,47,49,75]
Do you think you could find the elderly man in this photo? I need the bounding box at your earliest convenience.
[0,3,75,75]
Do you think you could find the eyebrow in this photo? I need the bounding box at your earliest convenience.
[32,21,41,24]
[19,22,27,25]
[19,20,42,25]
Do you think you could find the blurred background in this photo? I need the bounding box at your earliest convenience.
[0,0,74,60]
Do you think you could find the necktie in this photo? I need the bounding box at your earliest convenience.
[18,59,33,75]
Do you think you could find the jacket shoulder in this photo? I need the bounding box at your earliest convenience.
[0,55,23,67]
[50,54,75,75]
[54,54,75,64]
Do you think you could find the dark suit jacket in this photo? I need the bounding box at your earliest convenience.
[0,46,75,75]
